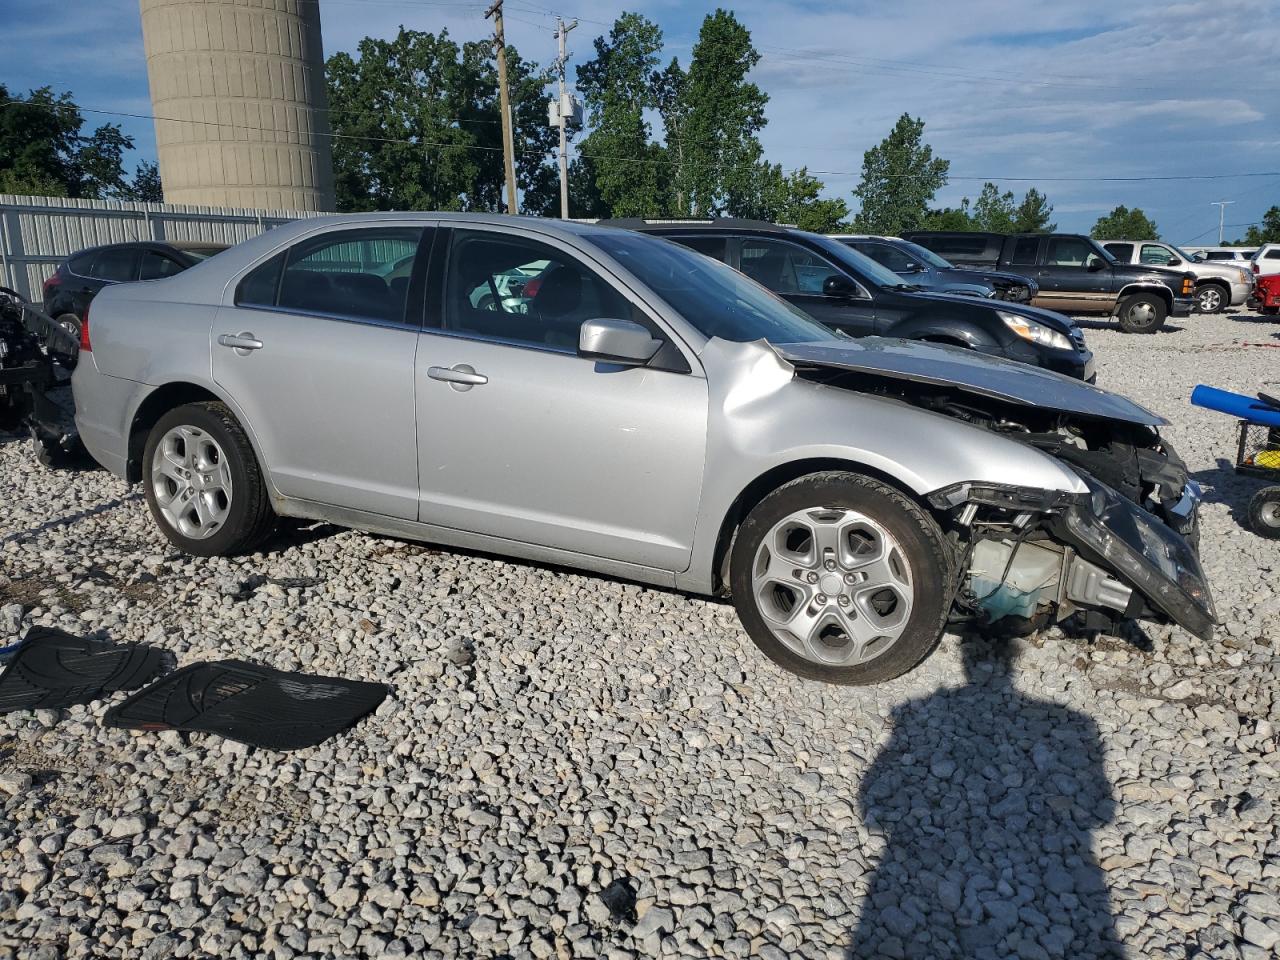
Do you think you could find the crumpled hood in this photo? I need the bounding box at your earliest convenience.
[775,337,1166,426]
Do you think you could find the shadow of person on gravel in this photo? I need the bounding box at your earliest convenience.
[847,636,1123,960]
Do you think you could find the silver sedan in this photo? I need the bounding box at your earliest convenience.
[72,214,1213,684]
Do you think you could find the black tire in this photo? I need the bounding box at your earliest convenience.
[729,471,954,685]
[142,401,276,556]
[1194,284,1228,314]
[1248,486,1280,540]
[1263,306,1279,318]
[54,313,82,342]
[1116,293,1167,333]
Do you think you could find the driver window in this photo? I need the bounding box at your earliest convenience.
[444,231,636,352]
[854,242,915,273]
[739,238,842,296]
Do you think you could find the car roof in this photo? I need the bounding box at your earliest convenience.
[828,234,904,242]
[596,217,796,234]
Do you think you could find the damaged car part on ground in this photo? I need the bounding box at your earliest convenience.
[0,627,171,713]
[72,213,1213,685]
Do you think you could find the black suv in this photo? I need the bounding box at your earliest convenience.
[605,219,1094,381]
[903,231,1196,333]
[42,241,227,339]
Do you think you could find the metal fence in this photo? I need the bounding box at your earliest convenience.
[0,194,320,300]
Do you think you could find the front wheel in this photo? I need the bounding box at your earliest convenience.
[1116,293,1167,333]
[1194,285,1226,314]
[1248,486,1280,540]
[142,401,276,556]
[729,472,953,685]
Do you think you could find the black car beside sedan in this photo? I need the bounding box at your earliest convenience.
[830,234,1039,303]
[605,219,1094,381]
[42,240,226,339]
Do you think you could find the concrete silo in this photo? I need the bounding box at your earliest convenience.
[140,0,336,211]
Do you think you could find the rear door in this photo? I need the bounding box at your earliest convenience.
[1033,236,1114,312]
[735,236,879,335]
[212,224,428,519]
[413,226,707,571]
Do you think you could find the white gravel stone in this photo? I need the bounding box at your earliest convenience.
[1,312,1278,958]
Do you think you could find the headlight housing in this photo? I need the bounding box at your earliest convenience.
[998,310,1075,352]
[1058,474,1215,639]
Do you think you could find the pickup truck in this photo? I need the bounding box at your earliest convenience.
[903,232,1196,333]
[1099,239,1252,314]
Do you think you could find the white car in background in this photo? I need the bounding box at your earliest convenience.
[1251,243,1280,279]
[1101,240,1253,313]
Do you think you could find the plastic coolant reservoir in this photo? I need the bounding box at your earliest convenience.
[969,539,1064,621]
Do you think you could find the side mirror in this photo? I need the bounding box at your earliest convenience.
[1166,257,1181,266]
[578,318,662,366]
[822,275,857,298]
[1087,258,1106,272]
[902,261,924,273]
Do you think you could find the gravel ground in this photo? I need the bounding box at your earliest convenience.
[1,308,1279,960]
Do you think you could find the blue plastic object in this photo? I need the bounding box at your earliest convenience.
[1191,385,1280,427]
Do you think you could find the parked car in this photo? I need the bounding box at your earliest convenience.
[829,234,1038,303]
[1250,273,1280,316]
[604,219,1092,380]
[1250,243,1280,279]
[1189,247,1257,263]
[1100,240,1253,314]
[42,241,228,339]
[72,213,1212,685]
[903,231,1196,333]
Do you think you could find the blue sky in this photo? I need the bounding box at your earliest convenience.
[5,0,1278,243]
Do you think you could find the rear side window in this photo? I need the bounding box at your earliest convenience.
[90,247,140,282]
[279,228,423,324]
[1011,237,1040,265]
[67,252,95,275]
[670,235,727,261]
[1266,250,1280,261]
[1104,243,1134,262]
[139,251,186,281]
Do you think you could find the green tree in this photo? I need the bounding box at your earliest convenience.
[852,114,949,235]
[1091,205,1159,240]
[326,28,556,214]
[575,13,666,217]
[1234,206,1280,246]
[922,200,973,231]
[746,164,848,231]
[673,10,769,217]
[971,182,1016,232]
[1012,187,1055,232]
[651,57,688,213]
[122,160,164,203]
[0,84,138,199]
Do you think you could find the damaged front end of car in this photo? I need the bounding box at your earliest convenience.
[927,472,1214,640]
[775,338,1215,639]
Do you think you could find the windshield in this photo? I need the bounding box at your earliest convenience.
[896,239,952,269]
[803,233,910,288]
[588,231,837,344]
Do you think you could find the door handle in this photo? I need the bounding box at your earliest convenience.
[217,332,263,354]
[428,364,487,390]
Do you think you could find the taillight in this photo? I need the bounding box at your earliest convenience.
[79,305,92,352]
[1255,262,1261,275]
[43,274,60,296]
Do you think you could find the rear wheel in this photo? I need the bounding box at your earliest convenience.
[54,313,82,342]
[1117,293,1167,333]
[142,401,275,556]
[1194,284,1227,314]
[1248,486,1280,540]
[729,472,953,685]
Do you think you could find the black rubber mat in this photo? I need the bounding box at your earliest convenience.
[0,627,172,713]
[103,660,388,750]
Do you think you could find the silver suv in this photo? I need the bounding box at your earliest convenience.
[1101,240,1252,313]
[71,214,1213,684]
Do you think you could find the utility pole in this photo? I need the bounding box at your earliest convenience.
[1211,200,1235,245]
[486,0,519,215]
[554,17,578,219]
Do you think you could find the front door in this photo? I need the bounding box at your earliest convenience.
[736,236,879,335]
[1034,235,1115,312]
[414,227,708,572]
[212,225,427,519]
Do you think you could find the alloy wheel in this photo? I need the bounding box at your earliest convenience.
[750,507,914,666]
[150,425,233,540]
